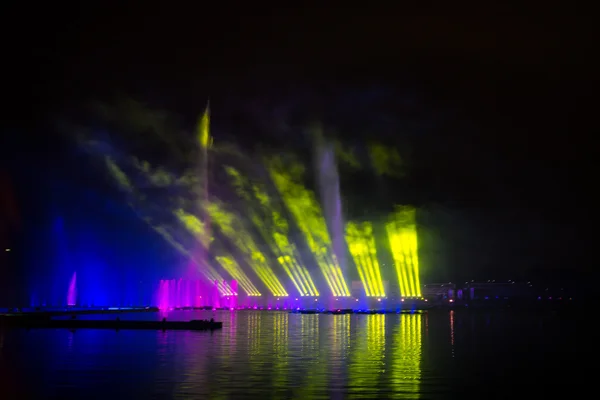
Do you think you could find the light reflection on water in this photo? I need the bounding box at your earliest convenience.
[0,310,581,399]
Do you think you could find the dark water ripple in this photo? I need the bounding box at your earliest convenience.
[0,310,583,399]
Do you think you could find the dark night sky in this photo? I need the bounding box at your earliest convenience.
[1,5,595,284]
[4,6,594,123]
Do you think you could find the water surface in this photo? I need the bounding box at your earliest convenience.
[0,310,581,399]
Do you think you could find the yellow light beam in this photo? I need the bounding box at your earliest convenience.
[278,255,307,296]
[386,206,421,297]
[268,159,351,296]
[216,256,262,296]
[346,222,385,297]
[293,257,319,296]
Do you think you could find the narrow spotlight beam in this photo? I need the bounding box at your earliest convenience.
[386,206,422,298]
[346,222,385,297]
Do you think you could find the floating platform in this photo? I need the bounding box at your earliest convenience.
[0,317,222,331]
[0,306,159,318]
[289,309,428,315]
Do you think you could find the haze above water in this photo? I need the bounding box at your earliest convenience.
[0,311,581,399]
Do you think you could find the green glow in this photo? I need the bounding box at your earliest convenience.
[346,222,385,297]
[368,143,404,177]
[174,209,212,247]
[268,158,350,296]
[207,201,288,296]
[386,206,422,297]
[226,166,319,296]
[335,141,361,168]
[392,314,422,398]
[132,158,173,187]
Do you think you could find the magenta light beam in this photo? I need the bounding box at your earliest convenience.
[67,271,77,306]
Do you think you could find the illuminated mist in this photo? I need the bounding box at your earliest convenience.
[31,104,426,308]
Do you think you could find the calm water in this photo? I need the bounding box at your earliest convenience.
[0,310,582,399]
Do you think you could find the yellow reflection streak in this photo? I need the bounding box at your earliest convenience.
[348,314,386,398]
[271,312,289,398]
[330,314,351,388]
[247,312,262,360]
[391,314,422,398]
[293,315,326,399]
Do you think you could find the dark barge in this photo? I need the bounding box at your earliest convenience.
[0,317,222,331]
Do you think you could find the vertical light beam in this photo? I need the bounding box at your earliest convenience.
[386,206,422,298]
[346,222,385,297]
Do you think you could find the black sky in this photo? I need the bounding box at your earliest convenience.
[4,6,594,119]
